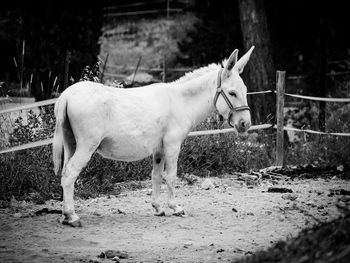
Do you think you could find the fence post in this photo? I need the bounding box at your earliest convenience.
[100,53,109,83]
[162,54,167,83]
[276,70,286,166]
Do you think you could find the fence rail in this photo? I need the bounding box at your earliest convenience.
[1,71,349,166]
[282,126,350,137]
[0,98,57,114]
[285,93,350,102]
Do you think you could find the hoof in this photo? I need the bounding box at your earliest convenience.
[59,216,82,227]
[68,219,82,227]
[154,210,166,217]
[173,209,185,217]
[59,215,69,225]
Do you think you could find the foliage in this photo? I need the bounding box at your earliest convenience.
[284,102,350,171]
[0,0,103,99]
[79,61,102,82]
[0,146,59,201]
[8,106,55,147]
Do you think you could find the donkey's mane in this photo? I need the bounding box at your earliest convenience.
[172,59,227,84]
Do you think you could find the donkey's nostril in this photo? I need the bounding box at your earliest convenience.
[236,119,251,133]
[240,120,245,128]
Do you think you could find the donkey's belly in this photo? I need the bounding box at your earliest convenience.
[97,135,158,162]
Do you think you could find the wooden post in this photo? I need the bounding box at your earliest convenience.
[131,56,142,86]
[162,54,167,83]
[276,71,286,167]
[64,51,71,90]
[20,40,25,104]
[100,53,109,83]
[166,0,170,19]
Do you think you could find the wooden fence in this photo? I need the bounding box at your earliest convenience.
[1,71,350,167]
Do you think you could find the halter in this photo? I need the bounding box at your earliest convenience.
[213,68,250,127]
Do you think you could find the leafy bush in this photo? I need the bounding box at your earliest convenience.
[284,103,350,171]
[9,105,55,147]
[0,146,58,201]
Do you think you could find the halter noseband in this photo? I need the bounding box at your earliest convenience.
[213,68,250,127]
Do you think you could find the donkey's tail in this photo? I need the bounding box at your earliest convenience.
[52,95,68,175]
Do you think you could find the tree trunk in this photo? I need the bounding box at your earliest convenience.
[237,0,275,124]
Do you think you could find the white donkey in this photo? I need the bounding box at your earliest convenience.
[53,47,254,227]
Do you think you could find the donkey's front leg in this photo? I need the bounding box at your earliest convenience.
[151,151,165,216]
[164,143,185,216]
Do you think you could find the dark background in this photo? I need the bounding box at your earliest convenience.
[0,0,349,100]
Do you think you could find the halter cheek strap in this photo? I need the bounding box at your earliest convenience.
[213,68,250,127]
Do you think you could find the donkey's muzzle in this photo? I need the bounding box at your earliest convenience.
[235,118,251,133]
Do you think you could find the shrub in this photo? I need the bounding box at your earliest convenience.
[0,109,275,200]
[8,105,55,147]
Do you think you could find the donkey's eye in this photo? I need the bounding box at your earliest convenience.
[228,91,237,97]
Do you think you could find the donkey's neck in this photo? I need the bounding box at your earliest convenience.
[171,71,218,128]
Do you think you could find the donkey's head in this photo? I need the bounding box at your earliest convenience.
[214,46,254,133]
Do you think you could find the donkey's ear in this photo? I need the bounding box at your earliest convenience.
[222,49,238,78]
[234,46,255,74]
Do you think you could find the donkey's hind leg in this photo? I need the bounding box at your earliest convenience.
[164,143,185,216]
[61,146,95,227]
[61,124,76,176]
[151,150,165,216]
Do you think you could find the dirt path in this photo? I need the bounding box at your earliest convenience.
[0,175,349,263]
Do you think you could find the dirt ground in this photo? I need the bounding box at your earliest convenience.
[0,174,349,263]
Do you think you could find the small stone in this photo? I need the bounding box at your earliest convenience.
[246,212,254,216]
[10,196,20,207]
[281,193,298,201]
[201,178,215,190]
[278,215,285,222]
[13,212,22,218]
[315,189,323,195]
[232,207,238,213]
[117,209,126,214]
[337,165,344,172]
[182,173,199,185]
[112,256,121,262]
[93,211,102,216]
[184,241,193,248]
[104,250,129,259]
[216,248,225,253]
